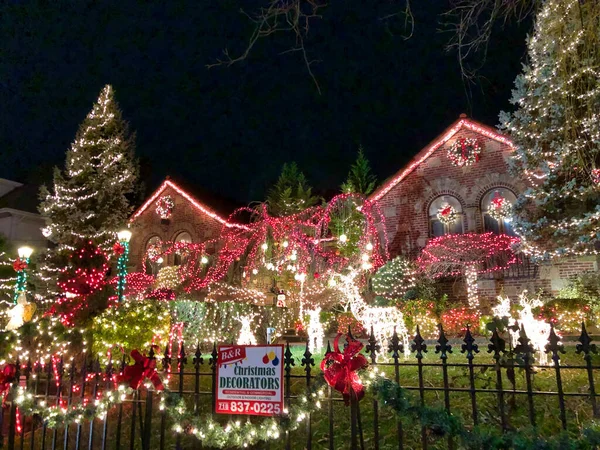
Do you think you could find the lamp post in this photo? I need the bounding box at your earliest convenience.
[14,246,33,304]
[116,230,132,303]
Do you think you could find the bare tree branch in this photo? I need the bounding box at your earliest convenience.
[442,0,540,83]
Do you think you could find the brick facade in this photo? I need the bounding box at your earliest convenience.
[128,179,227,272]
[370,116,598,304]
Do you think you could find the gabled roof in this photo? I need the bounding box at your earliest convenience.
[0,183,42,215]
[130,178,245,228]
[369,115,514,202]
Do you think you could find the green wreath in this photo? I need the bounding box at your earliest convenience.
[448,138,482,167]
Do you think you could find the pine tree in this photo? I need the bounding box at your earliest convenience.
[265,162,320,216]
[40,85,139,250]
[341,147,377,195]
[500,0,600,258]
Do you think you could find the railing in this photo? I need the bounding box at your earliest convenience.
[1,322,599,449]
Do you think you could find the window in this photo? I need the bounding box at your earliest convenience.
[174,231,192,266]
[145,236,162,276]
[481,188,517,235]
[428,195,464,237]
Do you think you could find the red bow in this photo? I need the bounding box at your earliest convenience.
[12,259,27,272]
[320,334,368,405]
[0,364,17,398]
[117,348,164,391]
[113,242,125,256]
[440,206,452,217]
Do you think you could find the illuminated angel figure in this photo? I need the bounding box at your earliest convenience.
[237,314,257,346]
[306,307,324,354]
[6,292,28,331]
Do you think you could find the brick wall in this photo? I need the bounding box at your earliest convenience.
[128,184,224,271]
[376,121,599,307]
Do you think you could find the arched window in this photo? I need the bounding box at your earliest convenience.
[481,188,517,235]
[428,195,464,237]
[174,231,192,266]
[145,236,162,276]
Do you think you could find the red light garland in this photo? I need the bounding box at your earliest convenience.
[417,232,520,278]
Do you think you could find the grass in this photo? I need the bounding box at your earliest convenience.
[12,341,600,449]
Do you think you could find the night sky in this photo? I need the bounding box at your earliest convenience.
[0,1,530,204]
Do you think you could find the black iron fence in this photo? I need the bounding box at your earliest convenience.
[1,322,599,450]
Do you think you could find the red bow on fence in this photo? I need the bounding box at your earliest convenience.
[320,334,368,405]
[0,364,17,398]
[12,259,27,272]
[118,348,164,391]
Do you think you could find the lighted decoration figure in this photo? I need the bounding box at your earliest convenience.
[116,229,131,303]
[5,292,35,331]
[436,204,458,226]
[488,192,513,222]
[237,314,257,345]
[13,246,33,304]
[418,233,519,309]
[306,307,324,353]
[493,292,554,365]
[155,195,175,220]
[447,137,482,167]
[337,270,410,357]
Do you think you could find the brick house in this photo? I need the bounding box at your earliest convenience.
[128,178,239,274]
[369,114,598,304]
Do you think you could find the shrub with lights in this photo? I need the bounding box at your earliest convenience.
[89,300,171,364]
[372,256,417,300]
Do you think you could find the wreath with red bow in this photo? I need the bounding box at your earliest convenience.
[320,333,368,405]
[156,196,174,220]
[447,138,481,167]
[437,204,458,226]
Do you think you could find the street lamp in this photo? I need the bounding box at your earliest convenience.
[116,230,132,303]
[14,246,33,303]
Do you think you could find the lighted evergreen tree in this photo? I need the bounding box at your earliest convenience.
[500,0,600,257]
[341,147,377,195]
[265,162,319,216]
[372,256,416,300]
[40,85,139,250]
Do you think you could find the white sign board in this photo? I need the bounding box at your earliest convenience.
[216,344,284,416]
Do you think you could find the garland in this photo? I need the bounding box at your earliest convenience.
[437,204,458,225]
[155,195,174,219]
[8,371,600,449]
[447,137,481,167]
[488,195,513,222]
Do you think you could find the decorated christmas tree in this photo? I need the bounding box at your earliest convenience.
[39,85,139,251]
[500,0,600,258]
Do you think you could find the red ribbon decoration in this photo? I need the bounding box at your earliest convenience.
[0,364,17,399]
[12,259,27,272]
[113,242,125,256]
[440,205,453,217]
[320,334,369,405]
[117,348,164,391]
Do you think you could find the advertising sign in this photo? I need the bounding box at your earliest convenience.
[216,344,284,416]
